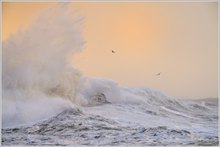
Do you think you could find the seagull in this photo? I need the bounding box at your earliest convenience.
[156,72,161,76]
[112,50,115,53]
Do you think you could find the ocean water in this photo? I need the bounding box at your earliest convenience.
[2,4,218,146]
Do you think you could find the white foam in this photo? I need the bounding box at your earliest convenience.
[2,4,85,128]
[3,4,213,129]
[3,95,75,128]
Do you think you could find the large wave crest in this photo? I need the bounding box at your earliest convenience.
[2,4,175,128]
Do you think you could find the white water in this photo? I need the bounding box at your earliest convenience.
[2,4,85,127]
[2,4,218,146]
[2,4,177,128]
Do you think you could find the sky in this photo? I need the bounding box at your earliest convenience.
[2,2,218,99]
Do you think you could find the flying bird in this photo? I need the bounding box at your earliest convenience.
[156,72,161,76]
[112,50,115,53]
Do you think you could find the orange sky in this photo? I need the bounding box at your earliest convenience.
[2,2,218,99]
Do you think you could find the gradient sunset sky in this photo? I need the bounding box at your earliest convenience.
[2,2,218,99]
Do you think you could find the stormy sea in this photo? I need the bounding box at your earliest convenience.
[2,4,218,146]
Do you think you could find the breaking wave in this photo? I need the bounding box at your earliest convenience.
[2,4,217,130]
[3,4,85,127]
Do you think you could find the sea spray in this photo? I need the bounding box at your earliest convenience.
[2,4,218,145]
[2,4,85,128]
[2,3,192,128]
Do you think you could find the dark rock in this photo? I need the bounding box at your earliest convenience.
[94,135,100,139]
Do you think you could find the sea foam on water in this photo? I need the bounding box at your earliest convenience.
[2,6,218,146]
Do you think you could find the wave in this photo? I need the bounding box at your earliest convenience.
[2,4,85,128]
[2,4,217,129]
[2,104,218,146]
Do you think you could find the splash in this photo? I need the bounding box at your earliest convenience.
[2,4,85,128]
[2,3,188,128]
